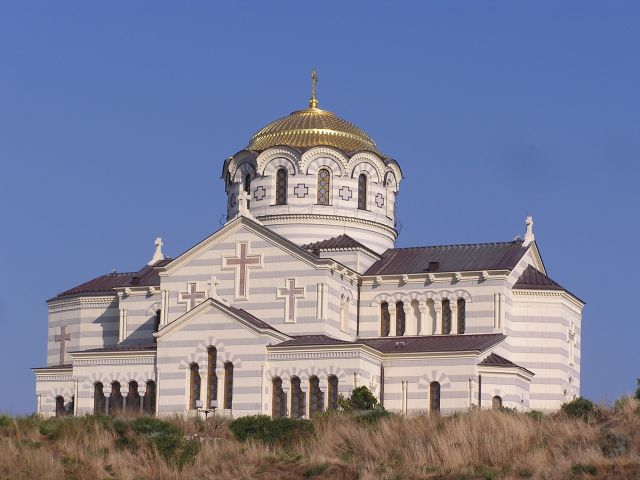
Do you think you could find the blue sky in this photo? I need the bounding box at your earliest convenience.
[0,1,638,414]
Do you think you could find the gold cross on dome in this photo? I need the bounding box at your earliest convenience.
[309,69,318,108]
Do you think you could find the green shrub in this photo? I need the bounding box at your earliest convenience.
[111,416,199,469]
[599,429,629,458]
[354,406,391,424]
[526,410,543,422]
[350,386,379,411]
[571,463,596,475]
[38,418,64,440]
[560,397,598,421]
[337,386,379,412]
[303,462,328,477]
[0,415,12,429]
[229,415,313,445]
[635,378,640,400]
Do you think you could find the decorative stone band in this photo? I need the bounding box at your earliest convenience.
[48,296,117,313]
[256,213,398,239]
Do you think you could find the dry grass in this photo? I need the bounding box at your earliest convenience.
[1,399,639,480]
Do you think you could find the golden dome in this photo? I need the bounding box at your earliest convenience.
[247,106,383,157]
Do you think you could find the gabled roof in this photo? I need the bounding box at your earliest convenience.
[513,265,584,303]
[53,259,172,300]
[272,333,505,354]
[227,305,280,332]
[513,265,564,291]
[156,297,289,343]
[302,234,379,257]
[479,352,534,376]
[365,241,528,275]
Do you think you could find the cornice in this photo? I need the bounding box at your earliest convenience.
[257,213,398,239]
[48,296,117,312]
[512,289,585,310]
[360,270,510,286]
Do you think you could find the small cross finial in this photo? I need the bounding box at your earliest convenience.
[309,69,318,109]
[523,216,535,247]
[148,237,164,265]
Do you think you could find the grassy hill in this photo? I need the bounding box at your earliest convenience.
[1,398,639,479]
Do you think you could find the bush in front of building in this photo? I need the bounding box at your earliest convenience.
[560,397,599,421]
[229,414,313,445]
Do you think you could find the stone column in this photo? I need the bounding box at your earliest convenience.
[404,302,415,336]
[216,369,225,412]
[434,303,442,335]
[388,303,397,337]
[121,388,129,412]
[103,385,112,415]
[319,386,327,412]
[450,300,458,335]
[139,392,146,414]
[418,301,427,335]
[281,386,290,418]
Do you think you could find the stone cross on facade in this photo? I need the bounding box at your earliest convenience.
[222,242,262,299]
[54,325,71,366]
[277,278,305,323]
[178,283,206,311]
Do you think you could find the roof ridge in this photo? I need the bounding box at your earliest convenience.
[389,240,521,251]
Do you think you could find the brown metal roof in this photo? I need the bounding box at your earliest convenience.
[272,333,505,354]
[274,335,352,347]
[360,334,505,354]
[302,235,379,257]
[513,265,584,303]
[227,306,281,332]
[479,352,534,375]
[365,241,528,275]
[513,265,563,291]
[54,258,172,300]
[81,343,157,353]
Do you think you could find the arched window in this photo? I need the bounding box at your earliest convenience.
[223,362,234,410]
[492,395,503,410]
[308,376,323,416]
[126,381,141,413]
[290,376,305,418]
[357,173,367,210]
[272,377,287,417]
[275,168,287,205]
[143,380,156,415]
[442,299,452,335]
[244,173,251,193]
[327,375,339,410]
[396,301,405,336]
[457,299,466,334]
[154,310,161,336]
[94,382,106,415]
[55,396,65,417]
[429,381,440,415]
[381,302,390,337]
[207,347,218,409]
[189,363,201,410]
[110,382,123,414]
[317,168,330,205]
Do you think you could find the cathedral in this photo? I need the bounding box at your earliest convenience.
[33,74,583,418]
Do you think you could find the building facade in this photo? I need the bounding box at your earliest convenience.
[33,78,584,417]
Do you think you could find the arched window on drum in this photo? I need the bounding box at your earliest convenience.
[357,173,367,210]
[275,168,288,205]
[317,168,331,205]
